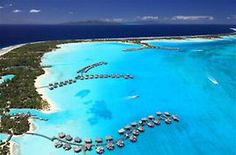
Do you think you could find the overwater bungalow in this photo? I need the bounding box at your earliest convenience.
[84,144,92,151]
[165,118,172,124]
[156,112,162,116]
[73,146,82,153]
[131,122,138,127]
[65,135,73,141]
[124,133,130,138]
[148,115,155,120]
[58,132,65,138]
[172,115,179,122]
[164,112,171,116]
[85,138,92,144]
[105,136,113,142]
[63,144,72,151]
[118,128,126,134]
[95,137,103,144]
[75,76,80,80]
[141,117,148,122]
[124,125,131,130]
[96,146,105,154]
[152,119,160,125]
[129,135,137,142]
[116,140,125,148]
[147,122,154,128]
[139,120,144,126]
[132,130,139,136]
[49,87,54,90]
[74,137,82,143]
[106,142,114,150]
[54,141,63,148]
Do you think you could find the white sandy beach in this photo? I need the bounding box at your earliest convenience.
[35,68,59,114]
[0,44,26,57]
[9,119,36,155]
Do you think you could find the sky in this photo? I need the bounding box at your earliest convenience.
[0,0,235,24]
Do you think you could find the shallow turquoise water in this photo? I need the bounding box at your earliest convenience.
[9,36,236,155]
[0,74,15,84]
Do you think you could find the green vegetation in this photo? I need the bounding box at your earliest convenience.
[0,115,30,135]
[0,41,64,110]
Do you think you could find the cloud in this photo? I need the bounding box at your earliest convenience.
[172,16,214,21]
[0,6,3,9]
[68,11,74,14]
[12,9,22,13]
[137,16,159,21]
[226,15,236,20]
[102,18,124,22]
[29,9,41,13]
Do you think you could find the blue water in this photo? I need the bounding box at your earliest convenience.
[0,74,15,84]
[0,25,236,48]
[7,35,236,155]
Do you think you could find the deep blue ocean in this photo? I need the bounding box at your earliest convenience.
[0,24,235,48]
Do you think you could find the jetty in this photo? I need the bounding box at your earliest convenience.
[24,111,180,154]
[123,40,180,52]
[77,61,108,74]
[44,61,134,91]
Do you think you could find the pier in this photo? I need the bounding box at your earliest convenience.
[77,61,108,74]
[123,40,180,52]
[42,61,134,91]
[23,111,180,154]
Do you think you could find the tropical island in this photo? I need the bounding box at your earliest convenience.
[0,33,235,154]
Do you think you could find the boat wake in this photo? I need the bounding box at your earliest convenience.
[125,95,140,100]
[230,28,236,32]
[207,75,218,85]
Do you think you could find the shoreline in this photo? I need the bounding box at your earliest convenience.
[9,119,36,155]
[0,44,26,57]
[1,33,235,50]
[34,68,59,114]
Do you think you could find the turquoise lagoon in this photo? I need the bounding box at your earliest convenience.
[10,35,236,155]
